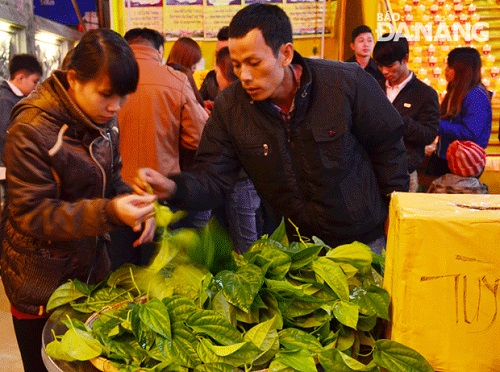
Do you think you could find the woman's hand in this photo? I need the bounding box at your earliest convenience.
[133,216,156,247]
[112,194,156,232]
[133,168,176,200]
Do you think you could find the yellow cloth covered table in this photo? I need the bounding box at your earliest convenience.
[480,155,500,194]
[385,192,500,372]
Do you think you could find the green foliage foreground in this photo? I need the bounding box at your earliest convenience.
[45,209,433,372]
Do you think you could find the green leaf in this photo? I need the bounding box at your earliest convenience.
[186,310,242,345]
[46,280,87,311]
[61,317,89,333]
[371,252,385,276]
[138,298,172,340]
[289,245,324,269]
[107,264,138,289]
[197,338,261,366]
[72,287,130,313]
[271,348,317,372]
[198,272,215,308]
[244,316,277,348]
[336,330,355,351]
[211,292,237,326]
[190,217,237,274]
[248,238,288,254]
[194,363,235,372]
[373,339,434,372]
[162,295,198,323]
[312,257,349,301]
[278,328,323,354]
[338,263,360,280]
[148,231,182,274]
[351,285,390,320]
[356,314,377,332]
[148,338,174,363]
[269,218,289,246]
[265,279,312,299]
[154,204,187,227]
[235,305,260,324]
[326,241,373,273]
[318,348,377,372]
[268,359,297,371]
[215,264,264,312]
[285,309,331,329]
[169,263,208,299]
[91,309,126,344]
[281,298,325,318]
[130,302,155,350]
[333,300,359,329]
[259,292,284,330]
[312,236,326,246]
[243,316,279,366]
[45,338,76,362]
[250,248,292,280]
[171,322,202,368]
[73,278,101,296]
[106,337,147,365]
[61,327,103,361]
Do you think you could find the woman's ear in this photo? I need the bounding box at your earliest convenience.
[66,69,77,90]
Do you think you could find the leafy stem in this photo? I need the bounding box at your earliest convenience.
[129,266,141,296]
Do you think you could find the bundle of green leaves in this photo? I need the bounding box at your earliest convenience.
[45,211,433,372]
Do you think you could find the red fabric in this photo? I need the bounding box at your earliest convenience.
[11,305,48,320]
[446,140,486,177]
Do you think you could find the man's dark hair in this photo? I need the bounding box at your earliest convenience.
[9,54,43,78]
[216,46,237,84]
[373,33,409,66]
[229,3,292,57]
[351,25,373,42]
[124,27,165,51]
[217,26,229,41]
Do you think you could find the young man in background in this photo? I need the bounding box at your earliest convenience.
[374,34,440,192]
[346,25,384,82]
[200,26,229,104]
[0,54,43,165]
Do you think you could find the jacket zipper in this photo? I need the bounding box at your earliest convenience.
[89,130,112,198]
[87,130,112,284]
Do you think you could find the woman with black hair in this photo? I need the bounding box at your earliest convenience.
[0,29,156,371]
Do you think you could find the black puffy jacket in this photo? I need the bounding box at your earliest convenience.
[0,71,131,316]
[169,52,410,247]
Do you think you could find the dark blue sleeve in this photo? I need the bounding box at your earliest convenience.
[438,87,492,148]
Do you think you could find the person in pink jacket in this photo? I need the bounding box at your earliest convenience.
[113,27,209,268]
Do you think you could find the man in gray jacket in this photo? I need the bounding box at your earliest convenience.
[134,3,409,253]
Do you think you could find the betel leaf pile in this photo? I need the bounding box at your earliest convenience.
[45,208,433,372]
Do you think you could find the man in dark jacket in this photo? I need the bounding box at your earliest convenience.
[199,26,229,103]
[345,25,384,82]
[134,3,409,253]
[373,34,440,192]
